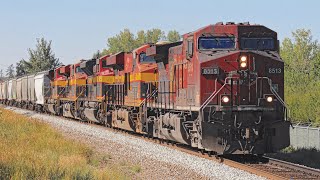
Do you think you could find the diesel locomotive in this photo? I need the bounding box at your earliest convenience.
[0,22,290,154]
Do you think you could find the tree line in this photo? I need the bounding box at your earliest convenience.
[1,27,320,125]
[3,28,181,78]
[93,29,181,58]
[281,29,320,126]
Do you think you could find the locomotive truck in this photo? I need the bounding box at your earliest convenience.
[0,22,290,154]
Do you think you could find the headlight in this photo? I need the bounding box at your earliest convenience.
[240,56,247,62]
[240,62,247,68]
[266,96,273,102]
[239,55,248,69]
[222,96,230,103]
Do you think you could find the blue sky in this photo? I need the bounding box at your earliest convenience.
[0,0,319,72]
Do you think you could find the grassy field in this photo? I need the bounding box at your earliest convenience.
[0,108,132,179]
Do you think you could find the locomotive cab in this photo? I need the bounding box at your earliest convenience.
[46,65,71,115]
[55,61,89,119]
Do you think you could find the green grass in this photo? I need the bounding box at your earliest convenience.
[0,108,129,179]
[130,165,141,173]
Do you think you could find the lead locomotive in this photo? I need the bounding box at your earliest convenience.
[0,22,290,154]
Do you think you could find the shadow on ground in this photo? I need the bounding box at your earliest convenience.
[267,146,320,169]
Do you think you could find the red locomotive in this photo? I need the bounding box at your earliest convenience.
[0,22,290,155]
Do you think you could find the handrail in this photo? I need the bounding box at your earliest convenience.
[199,77,239,122]
[75,87,85,100]
[139,88,158,107]
[141,89,158,106]
[257,77,290,120]
[58,87,66,96]
[200,79,218,110]
[137,84,158,129]
[104,86,113,103]
[199,76,290,122]
[44,88,52,97]
[139,84,150,107]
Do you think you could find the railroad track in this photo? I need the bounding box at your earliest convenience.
[249,157,320,179]
[5,106,320,180]
[100,126,320,180]
[223,154,320,179]
[147,141,320,179]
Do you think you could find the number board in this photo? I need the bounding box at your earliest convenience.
[202,67,219,75]
[267,67,282,74]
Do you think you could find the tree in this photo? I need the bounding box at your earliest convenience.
[281,29,320,124]
[281,29,320,76]
[167,30,181,42]
[145,29,165,43]
[6,64,14,78]
[92,50,101,59]
[0,69,3,78]
[135,30,147,47]
[24,38,61,73]
[16,60,27,77]
[103,28,179,55]
[281,29,320,87]
[107,29,136,54]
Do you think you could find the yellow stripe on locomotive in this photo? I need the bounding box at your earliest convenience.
[69,79,86,86]
[53,80,68,87]
[96,75,114,84]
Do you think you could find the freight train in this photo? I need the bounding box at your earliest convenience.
[0,22,290,155]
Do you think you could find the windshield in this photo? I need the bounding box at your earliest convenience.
[241,38,275,50]
[75,66,83,73]
[139,52,155,63]
[198,36,235,50]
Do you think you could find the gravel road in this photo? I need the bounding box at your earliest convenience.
[4,106,265,180]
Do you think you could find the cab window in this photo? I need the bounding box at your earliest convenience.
[198,36,235,50]
[75,66,83,73]
[139,52,155,63]
[241,37,275,50]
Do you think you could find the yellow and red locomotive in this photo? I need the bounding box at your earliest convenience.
[0,22,290,155]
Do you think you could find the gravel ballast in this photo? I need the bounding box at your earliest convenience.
[4,106,265,180]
